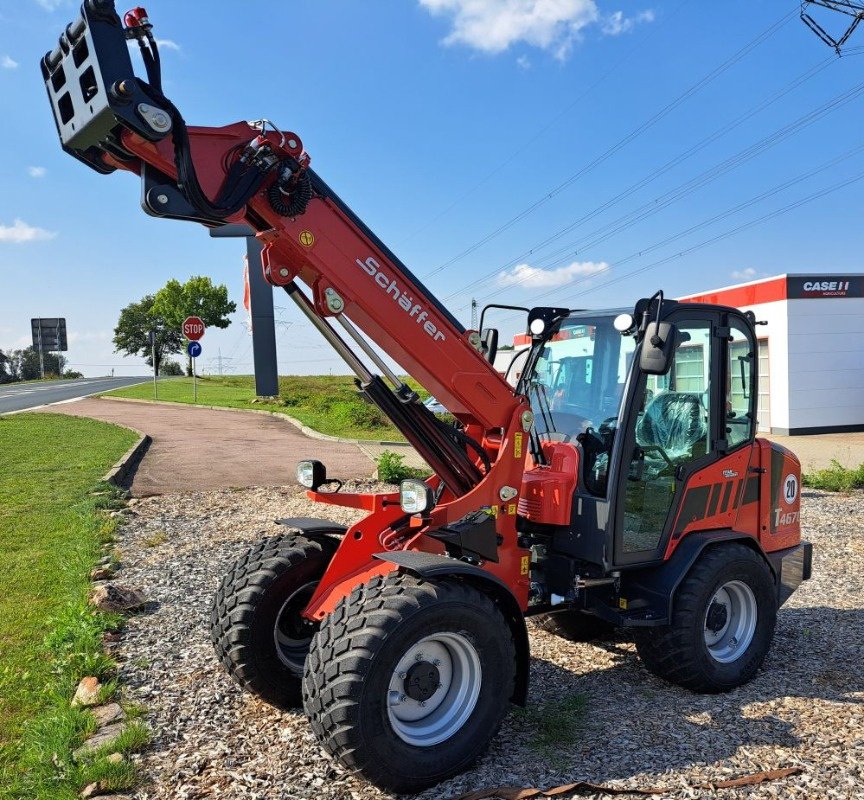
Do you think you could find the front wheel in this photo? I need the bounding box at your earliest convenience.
[634,542,777,693]
[302,573,516,793]
[210,534,335,709]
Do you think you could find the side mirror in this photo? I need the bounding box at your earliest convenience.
[639,321,679,376]
[480,328,498,363]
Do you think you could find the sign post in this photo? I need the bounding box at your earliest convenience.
[31,317,68,378]
[148,330,158,399]
[182,316,205,404]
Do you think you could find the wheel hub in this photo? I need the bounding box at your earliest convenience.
[404,661,440,702]
[705,600,728,632]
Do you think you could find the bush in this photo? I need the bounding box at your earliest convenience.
[62,370,84,379]
[160,360,184,376]
[802,460,864,492]
[375,450,431,483]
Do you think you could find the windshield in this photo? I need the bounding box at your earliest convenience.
[526,313,637,443]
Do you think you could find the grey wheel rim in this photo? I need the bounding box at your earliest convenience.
[273,581,318,673]
[387,632,482,747]
[703,580,758,664]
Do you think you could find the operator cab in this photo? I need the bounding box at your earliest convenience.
[513,294,759,597]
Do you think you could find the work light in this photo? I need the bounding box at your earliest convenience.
[399,479,434,515]
[296,459,326,491]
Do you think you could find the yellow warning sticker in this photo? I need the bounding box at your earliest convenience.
[514,432,523,459]
[299,230,315,247]
[508,503,517,515]
[520,556,530,576]
[619,597,628,610]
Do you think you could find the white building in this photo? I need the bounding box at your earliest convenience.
[498,273,864,435]
[681,273,864,435]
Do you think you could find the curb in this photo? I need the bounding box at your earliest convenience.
[102,430,152,487]
[97,395,415,449]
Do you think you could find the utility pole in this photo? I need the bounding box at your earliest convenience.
[217,347,223,377]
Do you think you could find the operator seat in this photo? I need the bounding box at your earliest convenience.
[636,392,707,461]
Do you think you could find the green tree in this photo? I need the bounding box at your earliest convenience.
[113,295,182,376]
[7,347,66,380]
[152,276,236,375]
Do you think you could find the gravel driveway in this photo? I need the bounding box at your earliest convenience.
[113,486,863,800]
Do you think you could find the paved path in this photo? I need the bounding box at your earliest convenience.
[0,376,148,414]
[43,397,375,496]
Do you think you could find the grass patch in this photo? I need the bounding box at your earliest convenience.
[103,375,432,441]
[515,693,588,765]
[802,460,864,492]
[0,413,138,799]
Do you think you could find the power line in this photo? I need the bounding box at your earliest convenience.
[494,161,864,324]
[443,54,843,304]
[422,9,797,280]
[396,0,691,246]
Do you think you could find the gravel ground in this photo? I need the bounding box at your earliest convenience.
[111,485,864,800]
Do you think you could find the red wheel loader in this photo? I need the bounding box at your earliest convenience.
[41,4,812,792]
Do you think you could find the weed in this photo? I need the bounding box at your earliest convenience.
[375,450,432,483]
[142,530,167,547]
[802,460,864,492]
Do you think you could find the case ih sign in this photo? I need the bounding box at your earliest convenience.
[787,276,864,298]
[182,316,206,340]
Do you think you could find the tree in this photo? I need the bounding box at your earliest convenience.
[113,294,182,376]
[6,347,66,380]
[160,359,184,376]
[0,349,12,383]
[152,276,236,375]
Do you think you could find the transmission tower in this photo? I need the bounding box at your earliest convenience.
[470,298,478,329]
[801,1,864,52]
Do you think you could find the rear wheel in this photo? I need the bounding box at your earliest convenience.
[535,609,615,642]
[303,573,516,793]
[634,543,776,692]
[210,534,335,709]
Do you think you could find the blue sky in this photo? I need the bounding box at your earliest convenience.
[1,0,863,377]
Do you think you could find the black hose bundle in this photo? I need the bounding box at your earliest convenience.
[267,168,312,217]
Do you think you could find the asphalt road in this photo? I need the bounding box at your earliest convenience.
[0,376,149,414]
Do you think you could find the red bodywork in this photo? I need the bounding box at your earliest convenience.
[98,123,533,617]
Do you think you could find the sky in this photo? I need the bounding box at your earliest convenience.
[1,0,864,378]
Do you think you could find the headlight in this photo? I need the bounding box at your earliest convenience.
[296,459,326,490]
[399,479,434,515]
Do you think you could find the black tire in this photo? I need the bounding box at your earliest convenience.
[535,609,615,642]
[302,573,516,793]
[210,534,335,709]
[634,543,777,693]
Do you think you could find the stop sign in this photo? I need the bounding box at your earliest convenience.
[182,316,205,341]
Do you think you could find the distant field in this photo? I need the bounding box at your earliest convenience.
[103,375,429,440]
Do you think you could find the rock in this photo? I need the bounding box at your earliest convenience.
[106,752,124,764]
[92,703,125,727]
[73,722,126,759]
[80,783,99,798]
[90,566,114,581]
[72,677,102,707]
[89,584,147,613]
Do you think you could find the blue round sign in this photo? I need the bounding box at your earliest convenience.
[187,341,202,358]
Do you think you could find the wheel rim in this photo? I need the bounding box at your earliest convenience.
[273,581,318,672]
[703,580,758,664]
[386,632,482,747]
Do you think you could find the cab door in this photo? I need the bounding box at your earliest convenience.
[610,309,725,567]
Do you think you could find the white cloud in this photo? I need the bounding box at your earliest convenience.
[516,54,532,69]
[601,9,655,36]
[155,38,181,52]
[33,0,69,10]
[0,219,57,244]
[731,267,757,281]
[498,260,608,288]
[419,0,600,58]
[1,55,18,69]
[28,166,47,178]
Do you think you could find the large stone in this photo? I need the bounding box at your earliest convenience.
[80,783,99,798]
[90,566,114,581]
[73,722,125,759]
[106,752,124,764]
[71,677,101,707]
[89,584,147,613]
[92,703,125,727]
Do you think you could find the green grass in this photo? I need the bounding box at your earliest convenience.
[104,375,431,440]
[0,413,139,799]
[802,460,864,492]
[515,693,588,766]
[375,450,432,482]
